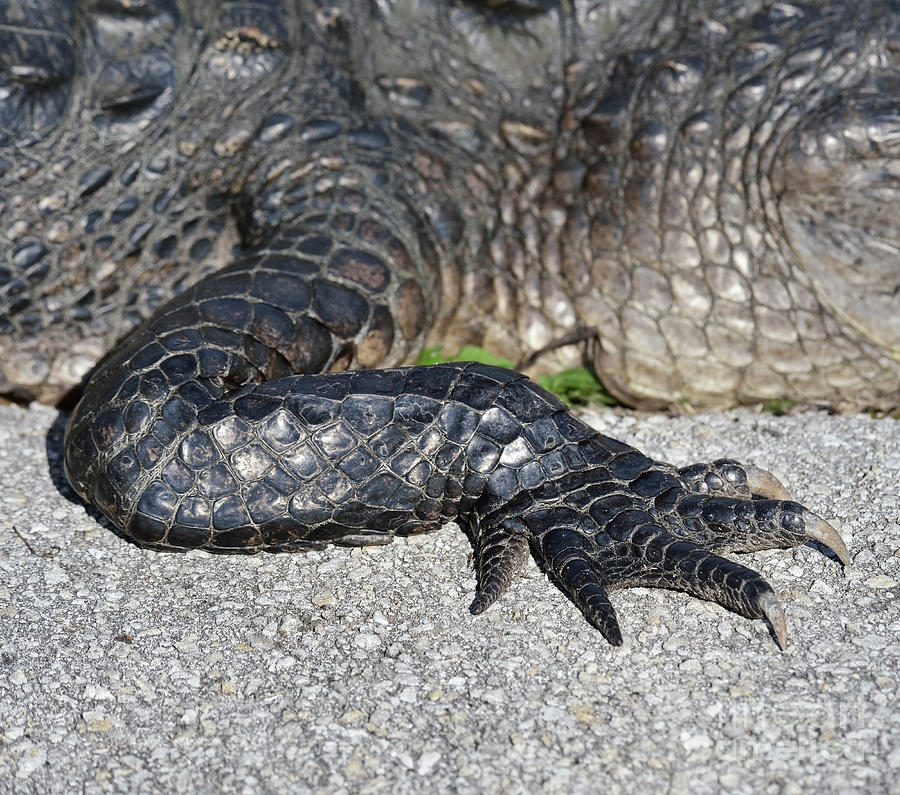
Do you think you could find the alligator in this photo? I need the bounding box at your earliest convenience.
[2,0,893,646]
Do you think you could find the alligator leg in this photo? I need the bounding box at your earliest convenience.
[61,4,851,650]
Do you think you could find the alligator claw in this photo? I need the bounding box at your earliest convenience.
[757,591,789,651]
[803,510,851,566]
[743,464,793,501]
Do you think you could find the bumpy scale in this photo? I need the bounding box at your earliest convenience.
[0,0,862,647]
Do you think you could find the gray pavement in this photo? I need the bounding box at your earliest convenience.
[0,401,898,793]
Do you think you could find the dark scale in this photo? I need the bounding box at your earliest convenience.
[0,0,870,649]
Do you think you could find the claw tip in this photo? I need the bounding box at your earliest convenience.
[758,591,789,650]
[744,464,792,501]
[469,594,488,616]
[804,512,851,567]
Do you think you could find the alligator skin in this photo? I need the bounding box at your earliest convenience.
[3,0,877,645]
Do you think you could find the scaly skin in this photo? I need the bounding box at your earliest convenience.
[65,356,850,648]
[2,0,870,645]
[2,0,899,406]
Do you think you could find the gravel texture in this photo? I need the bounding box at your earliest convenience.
[0,402,898,793]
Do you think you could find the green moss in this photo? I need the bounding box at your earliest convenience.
[415,346,617,406]
[761,399,797,415]
[539,368,616,407]
[415,345,516,369]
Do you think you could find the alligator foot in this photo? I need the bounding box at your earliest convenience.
[468,457,849,649]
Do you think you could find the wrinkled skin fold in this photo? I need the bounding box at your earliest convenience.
[1,0,875,645]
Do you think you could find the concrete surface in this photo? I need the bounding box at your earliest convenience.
[0,402,898,793]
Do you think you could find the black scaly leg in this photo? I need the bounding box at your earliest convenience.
[66,327,850,648]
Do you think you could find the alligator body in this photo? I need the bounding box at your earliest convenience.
[2,0,887,645]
